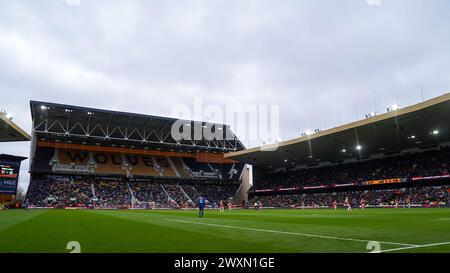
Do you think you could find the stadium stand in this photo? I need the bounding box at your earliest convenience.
[125,155,160,177]
[255,146,450,190]
[26,101,244,209]
[250,185,450,208]
[94,180,131,207]
[26,95,450,210]
[129,181,170,208]
[51,149,92,174]
[24,175,51,207]
[227,94,450,208]
[32,147,54,172]
[48,177,93,205]
[92,152,127,175]
[26,175,240,208]
[57,149,89,165]
[183,157,213,173]
[181,184,201,202]
[32,147,240,179]
[170,157,193,178]
[194,182,239,204]
[182,157,221,179]
[163,183,188,205]
[25,175,93,207]
[154,156,177,177]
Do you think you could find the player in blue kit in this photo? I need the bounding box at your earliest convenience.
[198,196,205,218]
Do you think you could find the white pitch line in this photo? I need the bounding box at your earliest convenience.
[165,218,416,247]
[378,241,450,253]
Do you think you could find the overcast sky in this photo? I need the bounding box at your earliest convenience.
[1,0,449,192]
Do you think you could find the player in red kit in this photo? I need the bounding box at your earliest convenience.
[360,198,366,210]
[345,197,352,212]
[406,196,411,209]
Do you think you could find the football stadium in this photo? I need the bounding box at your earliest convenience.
[2,4,450,272]
[1,94,450,254]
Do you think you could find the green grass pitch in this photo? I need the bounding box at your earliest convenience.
[1,208,450,253]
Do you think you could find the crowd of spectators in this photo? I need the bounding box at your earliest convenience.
[26,146,450,211]
[163,184,189,207]
[25,176,51,207]
[257,147,450,190]
[24,176,93,207]
[194,183,238,204]
[250,186,450,208]
[49,177,93,205]
[25,175,238,208]
[182,184,201,202]
[94,181,131,207]
[129,182,170,208]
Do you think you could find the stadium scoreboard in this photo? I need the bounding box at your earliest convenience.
[0,160,20,195]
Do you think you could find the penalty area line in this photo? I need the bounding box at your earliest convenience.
[165,218,416,247]
[378,241,450,253]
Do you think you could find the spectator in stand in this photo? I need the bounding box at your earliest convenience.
[26,175,239,209]
[256,147,450,190]
[250,186,449,208]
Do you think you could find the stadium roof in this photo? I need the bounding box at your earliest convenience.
[0,154,27,162]
[30,101,245,152]
[225,93,450,170]
[0,111,31,142]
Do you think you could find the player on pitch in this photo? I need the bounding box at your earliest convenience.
[345,197,352,212]
[198,196,206,218]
